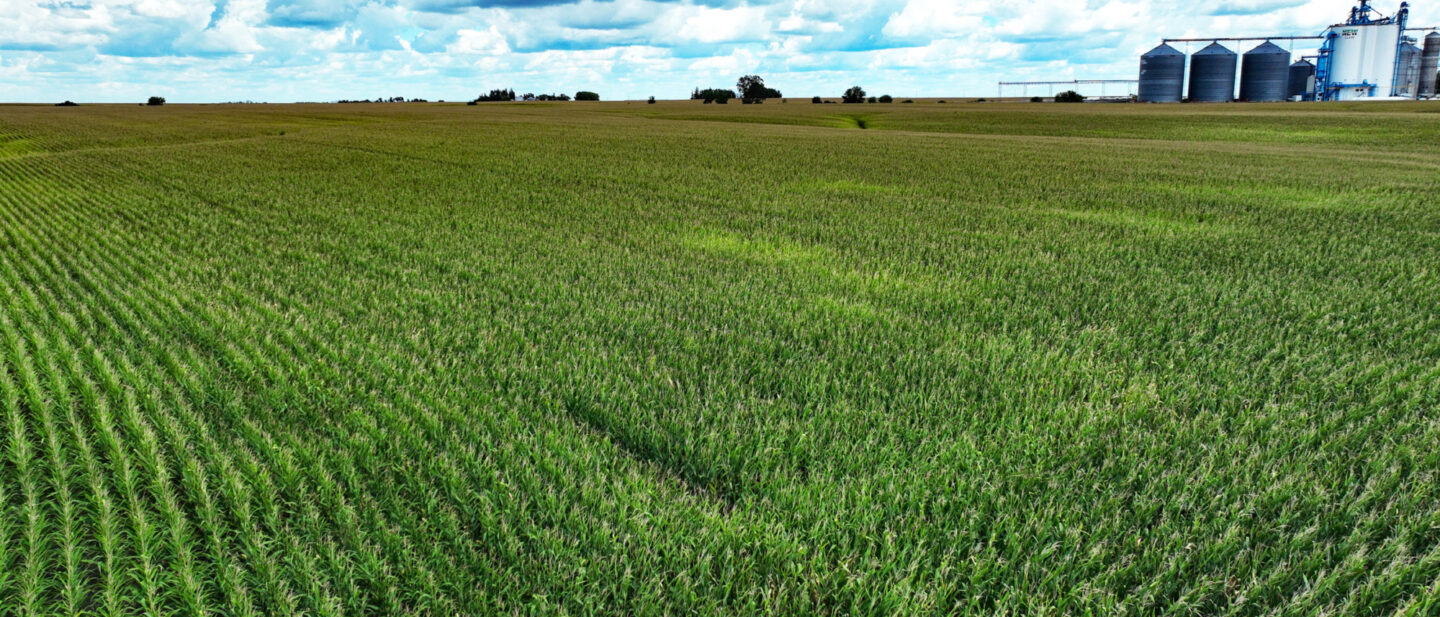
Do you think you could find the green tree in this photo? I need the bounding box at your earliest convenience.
[736,75,780,103]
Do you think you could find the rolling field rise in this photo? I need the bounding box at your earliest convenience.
[0,100,1438,615]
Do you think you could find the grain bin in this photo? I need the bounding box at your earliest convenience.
[1288,59,1316,100]
[1422,32,1440,97]
[1399,42,1422,97]
[1139,44,1186,102]
[1239,41,1291,102]
[1189,43,1238,102]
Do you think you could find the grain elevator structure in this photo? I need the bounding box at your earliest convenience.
[1137,1,1439,102]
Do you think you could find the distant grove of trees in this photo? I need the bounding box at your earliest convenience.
[466,89,586,104]
[736,75,781,104]
[147,96,165,106]
[691,88,735,104]
[838,87,893,104]
[691,76,782,104]
[474,89,516,102]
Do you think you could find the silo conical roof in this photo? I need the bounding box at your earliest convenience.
[1144,43,1184,56]
[1246,41,1289,55]
[1193,42,1236,56]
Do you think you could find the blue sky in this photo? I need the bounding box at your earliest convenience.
[1,0,1434,102]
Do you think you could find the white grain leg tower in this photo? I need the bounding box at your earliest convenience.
[1314,1,1414,100]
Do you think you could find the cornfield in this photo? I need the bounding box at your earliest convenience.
[0,100,1437,615]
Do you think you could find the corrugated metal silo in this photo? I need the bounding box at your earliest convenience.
[1399,42,1422,98]
[1288,60,1315,100]
[1422,32,1440,97]
[1138,44,1186,102]
[1239,41,1291,102]
[1189,43,1237,102]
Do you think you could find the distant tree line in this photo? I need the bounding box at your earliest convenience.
[468,89,596,104]
[828,87,893,104]
[123,76,1125,108]
[474,89,517,103]
[338,97,429,103]
[689,78,907,106]
[691,88,735,104]
[690,76,783,104]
